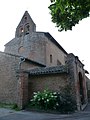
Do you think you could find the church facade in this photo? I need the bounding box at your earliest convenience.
[0,11,89,110]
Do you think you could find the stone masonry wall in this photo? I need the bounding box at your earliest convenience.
[45,36,67,66]
[28,73,68,100]
[66,53,88,110]
[0,52,20,104]
[4,33,46,65]
[0,52,41,105]
[5,32,67,66]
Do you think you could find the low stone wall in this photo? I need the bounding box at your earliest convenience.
[0,52,20,104]
[0,52,42,106]
[28,73,68,100]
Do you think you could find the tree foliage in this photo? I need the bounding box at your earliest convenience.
[49,0,90,31]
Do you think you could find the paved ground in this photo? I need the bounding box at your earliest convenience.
[0,104,90,120]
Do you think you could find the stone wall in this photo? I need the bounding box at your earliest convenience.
[28,73,68,100]
[66,53,88,110]
[5,32,67,66]
[0,52,42,105]
[0,52,20,104]
[4,33,46,65]
[45,35,67,66]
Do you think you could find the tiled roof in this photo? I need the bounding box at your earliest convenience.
[28,65,68,75]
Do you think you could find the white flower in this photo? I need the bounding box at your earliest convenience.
[33,92,37,95]
[47,99,49,102]
[42,98,44,100]
[30,99,33,102]
[54,96,57,98]
[53,92,57,95]
[34,95,37,98]
[37,91,40,94]
[44,90,46,92]
[56,103,59,106]
[38,99,40,101]
[45,94,47,97]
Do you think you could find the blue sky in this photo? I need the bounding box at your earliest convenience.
[0,0,90,78]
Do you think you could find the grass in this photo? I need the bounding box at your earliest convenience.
[0,103,20,111]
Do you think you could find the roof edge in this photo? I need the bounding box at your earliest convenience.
[44,32,68,55]
[0,52,45,67]
[27,65,68,75]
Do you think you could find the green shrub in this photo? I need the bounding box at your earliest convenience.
[30,90,58,110]
[0,103,20,111]
[29,88,77,113]
[57,93,76,113]
[57,85,77,113]
[12,104,20,111]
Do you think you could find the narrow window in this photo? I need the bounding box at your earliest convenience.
[25,24,30,35]
[21,28,24,33]
[27,25,30,31]
[19,27,24,37]
[50,54,52,63]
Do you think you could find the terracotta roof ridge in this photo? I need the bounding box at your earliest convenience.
[27,65,68,75]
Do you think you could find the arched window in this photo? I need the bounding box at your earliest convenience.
[50,54,52,63]
[21,28,24,33]
[27,25,30,31]
[25,23,30,35]
[19,26,24,37]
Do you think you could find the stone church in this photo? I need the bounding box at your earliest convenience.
[0,11,89,110]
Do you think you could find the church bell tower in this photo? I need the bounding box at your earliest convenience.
[15,11,36,38]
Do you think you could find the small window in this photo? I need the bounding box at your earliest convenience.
[21,28,24,33]
[25,23,30,35]
[27,25,30,31]
[24,16,27,22]
[50,54,52,63]
[19,27,24,37]
[25,16,27,20]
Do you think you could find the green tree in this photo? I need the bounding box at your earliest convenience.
[49,0,90,31]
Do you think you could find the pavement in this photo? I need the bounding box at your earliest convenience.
[0,104,90,120]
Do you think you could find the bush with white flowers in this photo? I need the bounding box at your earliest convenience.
[30,90,59,110]
[29,87,76,113]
